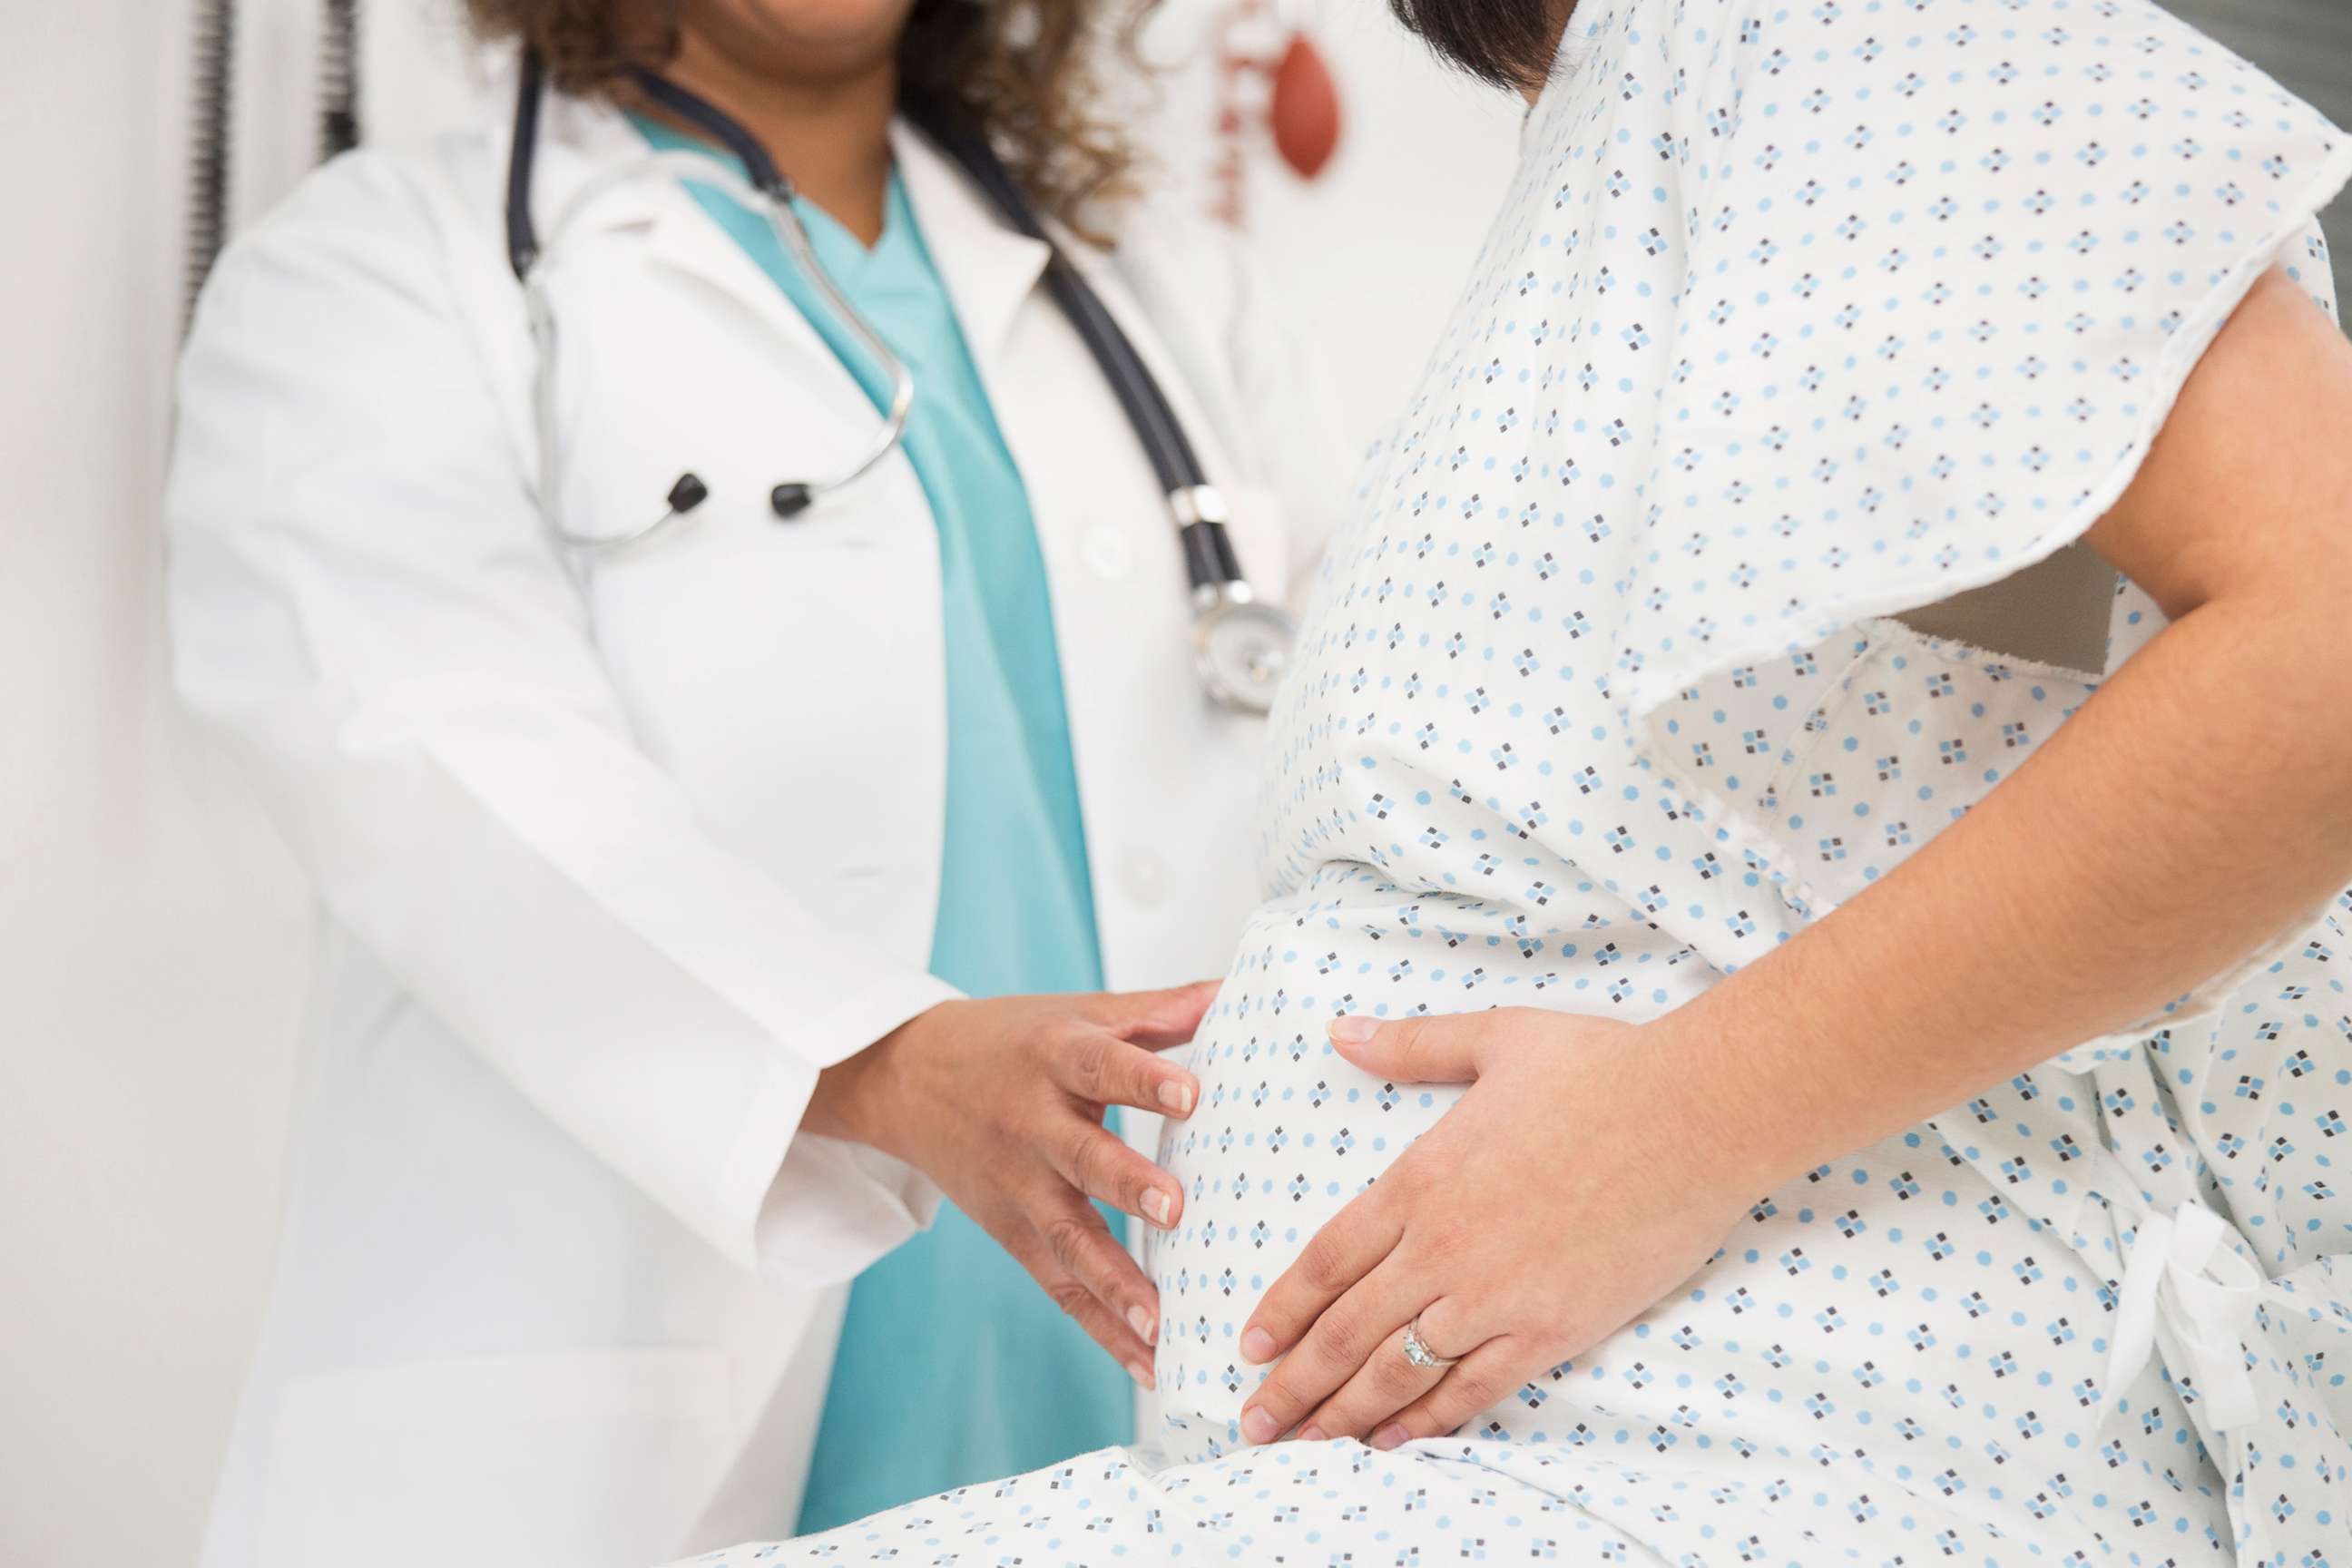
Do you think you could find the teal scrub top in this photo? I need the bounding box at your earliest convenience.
[632,121,1132,1533]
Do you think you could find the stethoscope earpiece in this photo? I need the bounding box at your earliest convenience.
[770,483,815,520]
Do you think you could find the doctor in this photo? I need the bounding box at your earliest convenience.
[165,0,1330,1563]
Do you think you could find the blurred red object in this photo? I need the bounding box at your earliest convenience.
[1269,35,1341,180]
[1211,0,1344,226]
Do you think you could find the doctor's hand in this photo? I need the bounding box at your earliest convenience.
[804,982,1217,1386]
[1232,1009,1759,1449]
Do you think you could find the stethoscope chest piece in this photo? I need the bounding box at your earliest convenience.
[1192,585,1297,716]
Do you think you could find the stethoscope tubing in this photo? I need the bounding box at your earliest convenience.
[510,67,917,548]
[520,148,915,554]
[502,51,1296,709]
[765,195,916,504]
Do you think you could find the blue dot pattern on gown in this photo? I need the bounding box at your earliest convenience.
[675,1,2352,1562]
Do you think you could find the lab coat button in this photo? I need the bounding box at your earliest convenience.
[1120,848,1168,906]
[1084,525,1133,581]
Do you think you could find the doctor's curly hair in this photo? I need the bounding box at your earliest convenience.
[464,0,1153,232]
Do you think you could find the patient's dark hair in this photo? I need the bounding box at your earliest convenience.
[1391,0,1563,92]
[463,0,1150,233]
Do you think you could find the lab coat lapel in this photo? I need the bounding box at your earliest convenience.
[641,200,850,378]
[888,125,1248,502]
[534,91,869,406]
[537,99,1053,428]
[890,124,1052,391]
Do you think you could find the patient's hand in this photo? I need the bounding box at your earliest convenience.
[1231,1008,1755,1446]
[806,983,1216,1386]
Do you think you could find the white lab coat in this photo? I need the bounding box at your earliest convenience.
[168,83,1332,1568]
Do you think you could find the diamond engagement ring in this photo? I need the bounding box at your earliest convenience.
[1400,1312,1459,1370]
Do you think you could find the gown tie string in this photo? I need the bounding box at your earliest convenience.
[2101,1188,2262,1435]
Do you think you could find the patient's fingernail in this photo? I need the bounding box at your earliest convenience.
[1240,1326,1278,1363]
[1299,1425,1327,1443]
[1126,1360,1156,1391]
[1240,1406,1279,1445]
[1328,1015,1378,1044]
[1128,1305,1155,1344]
[1371,1423,1408,1451]
[1159,1079,1196,1115]
[1142,1189,1174,1228]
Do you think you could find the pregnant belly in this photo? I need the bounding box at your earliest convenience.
[1142,877,2161,1492]
[1143,871,1717,1455]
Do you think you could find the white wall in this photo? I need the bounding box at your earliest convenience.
[1132,0,1523,445]
[0,3,1511,1563]
[0,4,313,1562]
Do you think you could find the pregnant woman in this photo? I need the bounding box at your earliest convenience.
[677,0,2352,1561]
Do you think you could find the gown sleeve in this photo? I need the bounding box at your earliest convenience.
[1587,0,2352,1022]
[167,151,957,1286]
[1599,2,2352,1331]
[1566,16,2352,1478]
[1613,0,2351,730]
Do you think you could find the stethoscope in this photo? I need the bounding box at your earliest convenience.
[502,50,1297,714]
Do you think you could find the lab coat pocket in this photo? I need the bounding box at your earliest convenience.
[255,1348,738,1568]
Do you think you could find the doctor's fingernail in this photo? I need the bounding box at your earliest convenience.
[1328,1015,1379,1044]
[1128,1305,1155,1344]
[1371,1423,1409,1452]
[1126,1359,1156,1391]
[1158,1079,1196,1115]
[1299,1426,1327,1443]
[1240,1326,1278,1363]
[1142,1188,1174,1228]
[1240,1406,1280,1445]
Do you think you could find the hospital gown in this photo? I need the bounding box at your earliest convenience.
[679,0,2352,1561]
